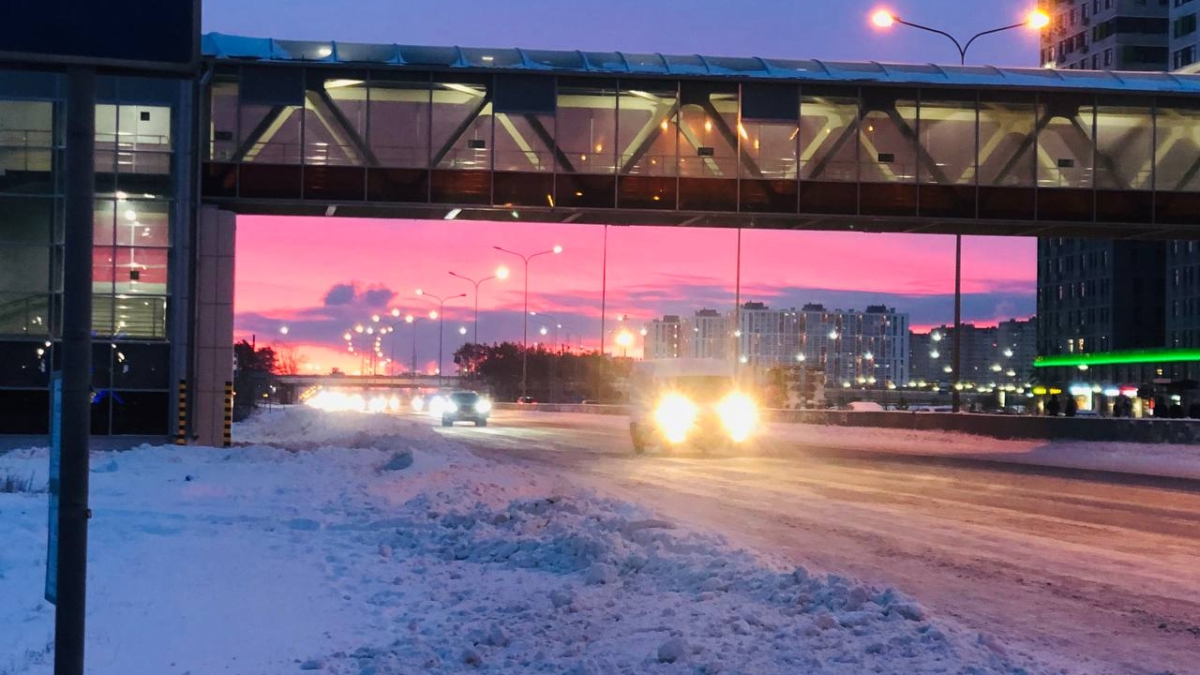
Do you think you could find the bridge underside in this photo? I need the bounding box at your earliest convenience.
[210,198,1193,240]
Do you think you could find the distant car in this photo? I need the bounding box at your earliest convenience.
[440,391,492,427]
[517,396,537,405]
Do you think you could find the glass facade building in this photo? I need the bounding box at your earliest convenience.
[0,71,191,435]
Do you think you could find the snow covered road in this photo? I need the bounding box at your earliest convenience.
[446,409,1200,675]
[0,407,1056,675]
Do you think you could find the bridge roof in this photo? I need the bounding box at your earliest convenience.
[202,32,1200,95]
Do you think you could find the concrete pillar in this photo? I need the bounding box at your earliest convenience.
[193,205,236,447]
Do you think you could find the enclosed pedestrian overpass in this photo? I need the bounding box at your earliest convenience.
[201,33,1200,238]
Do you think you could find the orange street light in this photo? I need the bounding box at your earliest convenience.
[867,7,1047,413]
[868,8,1047,65]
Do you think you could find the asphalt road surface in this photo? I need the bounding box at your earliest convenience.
[433,409,1200,675]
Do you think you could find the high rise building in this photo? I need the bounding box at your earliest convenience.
[910,322,1035,388]
[645,315,685,359]
[737,302,800,366]
[689,309,729,360]
[997,318,1039,383]
[1034,1,1192,395]
[1172,0,1200,69]
[794,304,910,387]
[1038,0,1170,72]
[1037,237,1165,384]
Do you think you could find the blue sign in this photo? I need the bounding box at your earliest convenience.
[45,373,62,605]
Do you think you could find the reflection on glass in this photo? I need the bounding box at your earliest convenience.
[860,92,917,183]
[978,96,1036,187]
[741,120,797,179]
[1154,100,1200,192]
[1038,95,1093,189]
[239,102,302,164]
[368,75,430,168]
[1095,100,1152,191]
[0,293,50,336]
[209,81,239,161]
[677,84,737,178]
[305,74,367,166]
[618,84,677,177]
[493,112,554,173]
[432,79,490,170]
[0,101,54,179]
[918,95,976,185]
[556,79,617,174]
[801,91,858,181]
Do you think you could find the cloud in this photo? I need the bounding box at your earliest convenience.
[323,284,357,306]
[321,282,397,308]
[363,287,397,307]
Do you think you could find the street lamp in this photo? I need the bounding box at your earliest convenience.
[494,244,563,398]
[403,313,431,376]
[530,311,563,353]
[449,266,510,345]
[869,8,1047,411]
[615,329,634,358]
[416,289,466,388]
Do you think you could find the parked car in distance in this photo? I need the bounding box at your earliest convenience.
[517,396,537,405]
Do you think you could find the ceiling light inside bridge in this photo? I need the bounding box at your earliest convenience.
[444,208,462,220]
[324,79,363,89]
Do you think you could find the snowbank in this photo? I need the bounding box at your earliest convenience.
[769,422,1200,480]
[1,407,1049,674]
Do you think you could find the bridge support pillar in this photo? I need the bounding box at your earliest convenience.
[192,206,237,447]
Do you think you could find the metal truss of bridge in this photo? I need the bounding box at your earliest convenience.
[275,374,461,390]
[202,33,1200,239]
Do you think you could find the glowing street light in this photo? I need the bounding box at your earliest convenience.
[415,289,466,386]
[869,7,1046,412]
[494,244,565,398]
[615,329,634,357]
[450,265,511,344]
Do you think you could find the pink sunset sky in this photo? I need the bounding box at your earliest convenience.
[234,216,1035,374]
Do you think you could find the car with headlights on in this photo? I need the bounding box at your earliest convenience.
[436,390,492,427]
[628,360,759,454]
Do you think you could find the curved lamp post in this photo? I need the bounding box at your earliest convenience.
[494,244,563,398]
[449,266,510,345]
[870,8,1048,412]
[415,289,466,388]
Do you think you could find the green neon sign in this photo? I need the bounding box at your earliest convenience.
[1033,348,1200,368]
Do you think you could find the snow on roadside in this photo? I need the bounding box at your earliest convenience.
[768,422,1200,480]
[1,407,1050,674]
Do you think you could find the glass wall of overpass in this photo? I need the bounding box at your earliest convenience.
[199,53,1200,234]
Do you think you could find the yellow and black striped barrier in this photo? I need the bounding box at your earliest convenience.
[175,380,188,446]
[223,381,234,447]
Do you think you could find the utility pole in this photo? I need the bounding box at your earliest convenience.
[54,65,96,675]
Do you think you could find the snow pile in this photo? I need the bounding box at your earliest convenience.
[769,422,1200,480]
[330,488,1039,674]
[0,407,1047,674]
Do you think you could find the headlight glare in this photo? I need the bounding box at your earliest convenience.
[718,392,757,442]
[475,399,492,413]
[655,393,698,444]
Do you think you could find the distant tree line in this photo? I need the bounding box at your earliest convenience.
[454,342,630,403]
